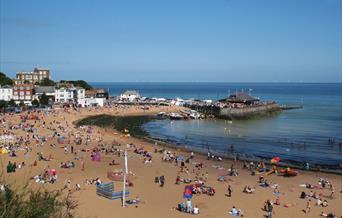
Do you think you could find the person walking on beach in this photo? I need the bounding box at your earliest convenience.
[227,185,232,197]
[159,175,165,187]
[190,151,194,160]
[186,199,192,213]
[329,184,335,198]
[81,158,85,171]
[304,199,311,213]
[267,201,273,218]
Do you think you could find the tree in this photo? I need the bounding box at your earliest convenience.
[0,181,78,218]
[8,99,16,107]
[19,101,25,107]
[59,80,92,90]
[39,78,56,86]
[39,93,49,105]
[0,100,8,111]
[0,72,14,86]
[32,99,39,107]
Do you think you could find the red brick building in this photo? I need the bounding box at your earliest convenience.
[12,84,33,104]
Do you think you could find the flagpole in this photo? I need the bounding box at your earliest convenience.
[122,149,128,207]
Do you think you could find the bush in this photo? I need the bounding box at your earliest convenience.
[0,72,14,86]
[39,78,56,86]
[0,183,78,218]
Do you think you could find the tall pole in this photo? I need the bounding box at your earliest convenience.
[122,149,128,207]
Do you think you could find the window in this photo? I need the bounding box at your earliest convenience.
[26,91,30,95]
[20,91,24,96]
[20,86,24,90]
[26,86,30,90]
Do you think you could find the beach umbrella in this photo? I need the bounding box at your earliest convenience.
[0,148,9,155]
[271,156,281,164]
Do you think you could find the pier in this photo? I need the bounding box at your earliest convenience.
[280,104,303,110]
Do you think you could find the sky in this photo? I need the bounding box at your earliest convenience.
[0,0,341,82]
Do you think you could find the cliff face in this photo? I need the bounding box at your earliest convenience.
[219,103,281,119]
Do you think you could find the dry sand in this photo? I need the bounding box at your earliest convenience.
[1,105,341,218]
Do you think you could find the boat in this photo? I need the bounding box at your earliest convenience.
[169,112,183,120]
[189,110,201,119]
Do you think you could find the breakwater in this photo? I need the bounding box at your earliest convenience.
[187,102,282,120]
[219,102,281,119]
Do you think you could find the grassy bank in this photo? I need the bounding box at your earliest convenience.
[75,114,153,138]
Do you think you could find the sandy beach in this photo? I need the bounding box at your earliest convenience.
[1,105,341,218]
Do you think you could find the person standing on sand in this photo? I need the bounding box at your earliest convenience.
[190,151,194,159]
[329,184,334,198]
[81,158,85,171]
[267,201,273,218]
[227,185,232,197]
[186,199,192,213]
[160,175,165,187]
[304,199,311,213]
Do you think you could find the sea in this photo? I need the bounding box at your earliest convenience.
[91,82,342,167]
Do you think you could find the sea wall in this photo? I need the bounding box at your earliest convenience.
[219,103,281,119]
[188,102,281,120]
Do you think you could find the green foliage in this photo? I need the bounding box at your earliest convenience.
[39,78,56,86]
[0,100,8,110]
[76,114,152,137]
[19,101,25,107]
[60,80,92,90]
[0,72,14,86]
[8,99,16,107]
[32,99,40,107]
[39,93,49,105]
[0,185,77,218]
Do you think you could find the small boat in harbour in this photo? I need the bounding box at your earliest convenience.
[169,112,183,120]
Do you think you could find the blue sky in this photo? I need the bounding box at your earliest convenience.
[0,0,341,82]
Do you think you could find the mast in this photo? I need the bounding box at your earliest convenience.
[122,149,128,207]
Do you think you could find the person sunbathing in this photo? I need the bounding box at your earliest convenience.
[260,179,270,187]
[243,186,255,194]
[193,205,200,215]
[126,196,140,204]
[109,160,119,166]
[320,212,336,218]
[321,200,328,207]
[229,206,244,217]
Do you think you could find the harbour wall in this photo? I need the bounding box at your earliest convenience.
[187,102,281,120]
[219,102,281,119]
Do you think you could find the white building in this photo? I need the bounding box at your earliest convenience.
[78,97,105,107]
[0,85,13,101]
[55,87,85,104]
[33,86,55,100]
[119,90,141,102]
